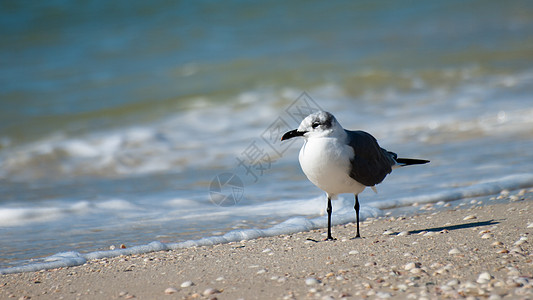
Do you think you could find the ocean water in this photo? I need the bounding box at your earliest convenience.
[1,1,533,272]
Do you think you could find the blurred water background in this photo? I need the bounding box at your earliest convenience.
[1,1,533,269]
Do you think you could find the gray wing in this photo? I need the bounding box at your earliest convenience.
[346,130,397,187]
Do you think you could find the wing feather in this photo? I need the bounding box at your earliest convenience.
[346,130,396,186]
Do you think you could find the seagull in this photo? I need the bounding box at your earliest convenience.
[281,111,429,240]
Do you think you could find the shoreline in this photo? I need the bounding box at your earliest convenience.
[2,195,532,299]
[3,179,532,274]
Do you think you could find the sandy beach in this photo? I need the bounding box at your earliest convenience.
[3,2,533,300]
[2,194,532,300]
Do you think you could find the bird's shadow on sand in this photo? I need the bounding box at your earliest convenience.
[305,220,502,242]
[391,219,501,236]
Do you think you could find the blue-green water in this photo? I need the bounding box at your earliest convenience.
[1,1,533,270]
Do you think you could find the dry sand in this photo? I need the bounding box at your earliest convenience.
[2,195,532,300]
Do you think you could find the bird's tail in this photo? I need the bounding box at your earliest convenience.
[395,158,430,166]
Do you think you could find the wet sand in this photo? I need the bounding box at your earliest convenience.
[2,195,532,300]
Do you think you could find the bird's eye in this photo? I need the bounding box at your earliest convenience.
[312,122,320,129]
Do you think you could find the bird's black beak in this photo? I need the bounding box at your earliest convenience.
[281,129,306,141]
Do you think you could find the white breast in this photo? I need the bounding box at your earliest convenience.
[298,136,366,198]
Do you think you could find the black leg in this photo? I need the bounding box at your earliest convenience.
[326,196,335,240]
[354,194,361,238]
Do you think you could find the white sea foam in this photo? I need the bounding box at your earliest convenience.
[0,199,141,227]
[0,207,64,227]
[0,205,380,275]
[2,70,533,182]
[0,97,282,181]
[2,173,532,275]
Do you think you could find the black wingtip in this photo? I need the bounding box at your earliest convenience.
[396,158,430,165]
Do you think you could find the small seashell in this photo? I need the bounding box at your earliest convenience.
[481,233,491,239]
[446,279,459,286]
[514,240,526,246]
[491,241,503,246]
[305,278,320,286]
[448,248,461,255]
[477,272,492,284]
[396,284,408,291]
[383,230,394,235]
[203,288,220,296]
[180,281,194,288]
[430,262,443,269]
[404,262,420,271]
[434,268,447,275]
[397,231,410,236]
[463,281,478,290]
[164,287,178,295]
[463,215,476,221]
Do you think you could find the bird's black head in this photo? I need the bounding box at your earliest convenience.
[281,111,336,141]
